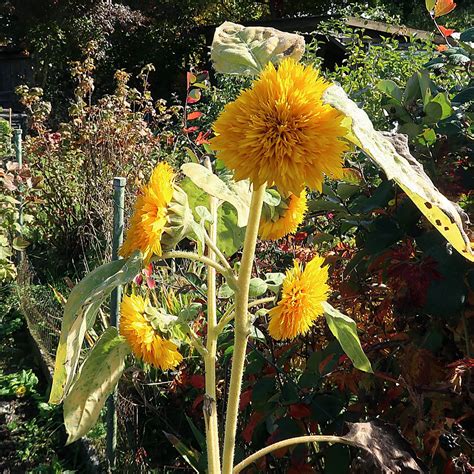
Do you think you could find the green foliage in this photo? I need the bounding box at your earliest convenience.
[50,251,142,405]
[17,48,180,270]
[64,327,129,444]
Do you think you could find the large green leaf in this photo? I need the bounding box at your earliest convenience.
[323,302,372,373]
[210,22,305,75]
[49,252,142,405]
[323,85,474,262]
[181,176,246,256]
[64,327,130,444]
[181,163,251,227]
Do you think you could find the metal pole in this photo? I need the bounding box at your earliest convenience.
[106,177,126,470]
[13,129,23,228]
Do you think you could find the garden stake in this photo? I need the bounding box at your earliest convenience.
[13,128,24,262]
[106,176,126,470]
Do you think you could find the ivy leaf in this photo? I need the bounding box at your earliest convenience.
[210,22,305,75]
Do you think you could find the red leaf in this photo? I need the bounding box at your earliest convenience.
[187,111,203,120]
[438,25,455,36]
[187,89,201,104]
[192,394,204,411]
[189,374,205,389]
[239,389,252,410]
[289,403,311,419]
[186,72,196,89]
[183,126,199,133]
[242,412,264,443]
[434,0,456,17]
[195,131,211,145]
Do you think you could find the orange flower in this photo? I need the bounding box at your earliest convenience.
[437,44,449,52]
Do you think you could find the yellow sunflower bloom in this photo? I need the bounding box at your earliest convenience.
[268,255,330,340]
[259,190,307,240]
[120,162,175,264]
[210,58,348,194]
[120,294,183,370]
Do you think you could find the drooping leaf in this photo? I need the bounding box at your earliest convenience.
[63,327,130,444]
[210,22,305,75]
[12,236,30,251]
[49,252,143,405]
[342,420,428,472]
[425,0,436,12]
[164,432,200,473]
[181,163,251,227]
[323,302,372,373]
[323,85,474,262]
[181,177,246,256]
[434,0,456,17]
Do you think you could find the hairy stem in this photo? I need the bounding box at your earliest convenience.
[233,435,357,473]
[221,183,266,474]
[160,251,234,284]
[204,158,221,474]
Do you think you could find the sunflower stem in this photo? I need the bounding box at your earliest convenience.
[159,251,236,286]
[215,297,275,335]
[203,158,221,474]
[232,435,357,473]
[221,183,266,474]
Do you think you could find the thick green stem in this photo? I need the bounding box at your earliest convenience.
[204,170,221,474]
[221,183,266,474]
[233,435,357,473]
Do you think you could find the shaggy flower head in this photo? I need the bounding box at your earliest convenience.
[268,255,330,340]
[120,162,175,264]
[259,190,307,240]
[211,58,348,194]
[120,294,182,370]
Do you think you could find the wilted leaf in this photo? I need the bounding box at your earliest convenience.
[343,420,428,473]
[49,252,143,405]
[323,302,372,373]
[210,22,305,75]
[323,85,474,262]
[164,432,200,472]
[64,327,129,444]
[12,236,30,251]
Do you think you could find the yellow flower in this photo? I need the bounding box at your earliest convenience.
[259,190,307,240]
[120,162,175,264]
[210,58,348,194]
[120,294,183,370]
[268,255,329,340]
[15,385,27,397]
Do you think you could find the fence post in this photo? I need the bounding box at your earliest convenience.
[106,177,126,470]
[13,129,23,228]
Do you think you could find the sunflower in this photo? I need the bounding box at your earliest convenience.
[268,255,330,340]
[120,162,175,264]
[120,294,183,370]
[210,58,348,195]
[259,190,307,240]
